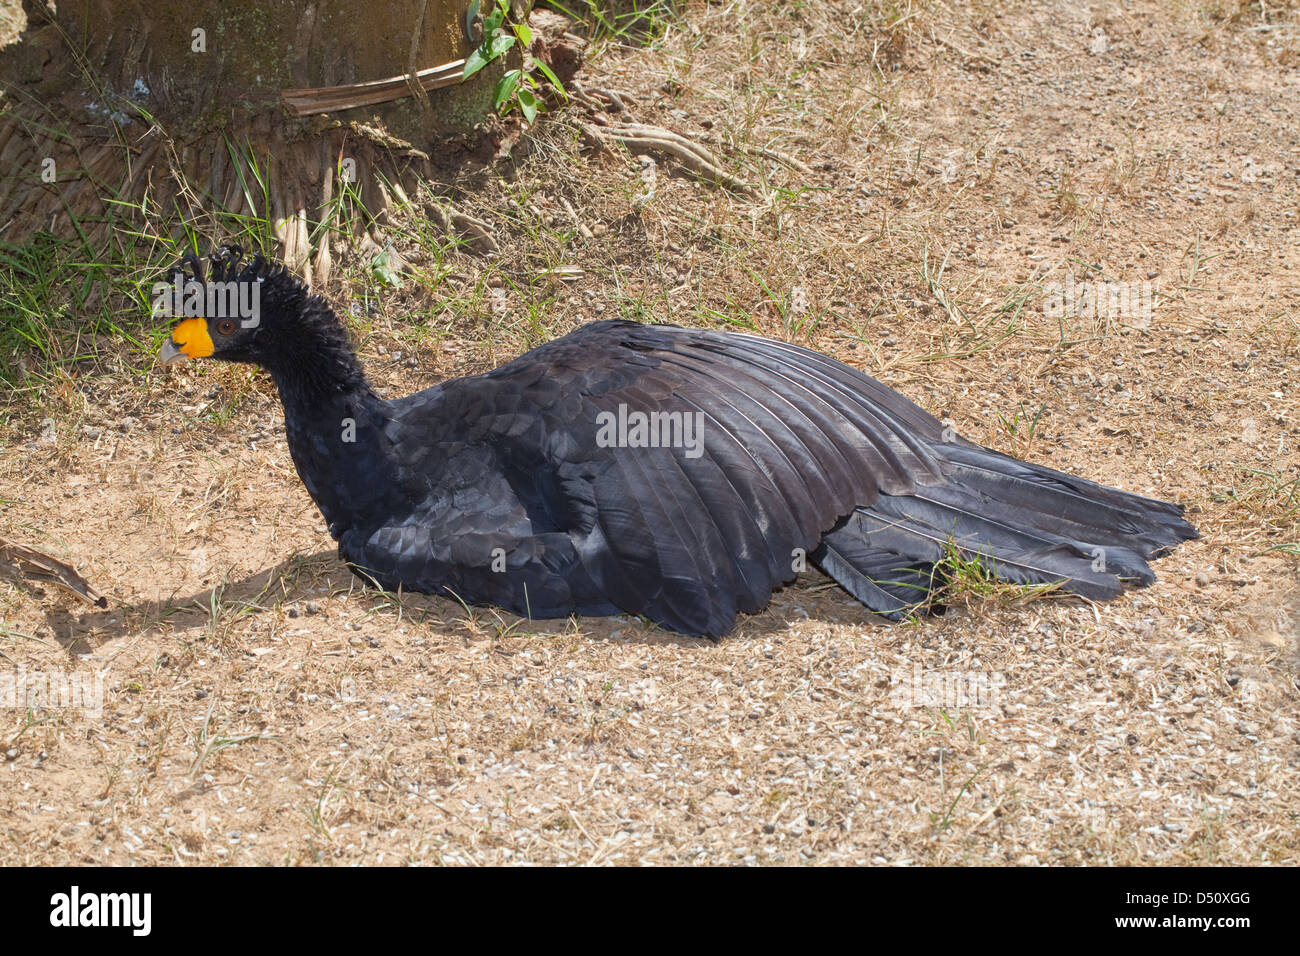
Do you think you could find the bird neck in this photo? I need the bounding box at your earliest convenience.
[263,301,397,537]
[261,298,376,411]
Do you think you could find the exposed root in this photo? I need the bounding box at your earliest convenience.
[0,141,36,219]
[587,87,633,113]
[581,120,757,197]
[0,115,21,163]
[570,75,813,194]
[124,135,164,203]
[427,200,499,255]
[568,81,609,114]
[372,176,394,231]
[53,142,118,228]
[720,139,814,177]
[312,231,333,288]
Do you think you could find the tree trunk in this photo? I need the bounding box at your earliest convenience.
[0,0,529,277]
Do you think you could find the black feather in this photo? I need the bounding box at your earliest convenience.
[160,254,1199,638]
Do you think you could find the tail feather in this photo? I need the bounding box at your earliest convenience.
[811,533,935,619]
[937,444,1196,556]
[812,443,1198,618]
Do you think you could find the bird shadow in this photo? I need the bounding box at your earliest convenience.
[40,554,892,655]
[40,550,352,655]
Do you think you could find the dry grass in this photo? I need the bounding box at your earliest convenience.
[1,0,1298,864]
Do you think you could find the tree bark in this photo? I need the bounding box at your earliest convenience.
[0,1,525,273]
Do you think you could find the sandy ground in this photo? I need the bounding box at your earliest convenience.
[1,0,1298,864]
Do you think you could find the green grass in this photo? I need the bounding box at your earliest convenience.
[995,400,1048,455]
[0,119,473,402]
[544,0,680,46]
[0,123,302,395]
[1212,466,1300,554]
[189,698,281,776]
[0,231,157,390]
[929,539,1067,612]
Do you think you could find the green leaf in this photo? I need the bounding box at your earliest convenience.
[515,22,533,47]
[369,247,403,289]
[484,0,506,34]
[463,33,515,80]
[463,45,492,79]
[494,70,522,111]
[533,60,567,98]
[518,88,540,124]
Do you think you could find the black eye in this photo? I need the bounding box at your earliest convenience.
[217,319,237,335]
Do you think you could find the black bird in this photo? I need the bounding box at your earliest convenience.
[159,250,1197,638]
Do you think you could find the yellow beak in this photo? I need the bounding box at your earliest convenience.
[160,318,214,364]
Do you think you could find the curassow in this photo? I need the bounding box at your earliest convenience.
[159,249,1197,638]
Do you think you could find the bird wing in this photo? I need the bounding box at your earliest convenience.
[377,320,950,636]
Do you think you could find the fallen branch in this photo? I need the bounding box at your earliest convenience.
[0,537,107,607]
[282,58,468,117]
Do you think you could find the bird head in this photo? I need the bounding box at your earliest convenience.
[156,247,309,368]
